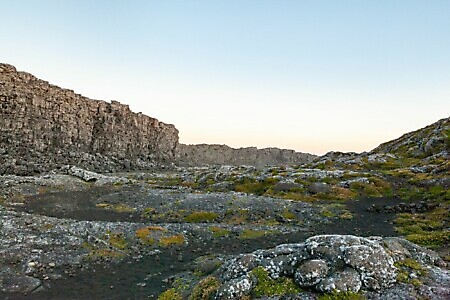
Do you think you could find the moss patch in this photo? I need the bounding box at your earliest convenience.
[158,288,182,300]
[251,266,300,297]
[210,226,231,238]
[394,258,427,287]
[188,276,220,300]
[135,226,166,245]
[159,235,185,247]
[239,229,269,240]
[106,232,128,250]
[394,207,449,248]
[185,211,219,223]
[318,290,365,300]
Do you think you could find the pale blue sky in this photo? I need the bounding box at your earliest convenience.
[1,0,449,154]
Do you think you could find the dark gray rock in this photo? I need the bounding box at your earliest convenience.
[216,275,252,299]
[317,267,361,293]
[295,259,329,287]
[344,244,396,290]
[307,183,331,194]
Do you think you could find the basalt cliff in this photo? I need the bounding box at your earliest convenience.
[175,144,316,167]
[0,63,179,175]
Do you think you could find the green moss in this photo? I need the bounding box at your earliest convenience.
[159,235,185,247]
[349,181,382,197]
[141,207,156,218]
[405,231,450,248]
[395,258,426,272]
[158,288,182,300]
[234,177,279,196]
[331,187,358,200]
[394,207,449,248]
[106,232,128,250]
[321,209,336,218]
[185,211,219,223]
[135,226,166,245]
[251,266,300,297]
[188,276,220,300]
[209,226,231,238]
[339,210,354,220]
[239,229,268,240]
[206,178,216,185]
[281,210,297,221]
[394,259,427,286]
[318,290,365,300]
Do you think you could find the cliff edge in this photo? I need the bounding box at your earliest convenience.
[0,63,179,175]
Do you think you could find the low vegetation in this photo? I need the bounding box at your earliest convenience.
[209,226,231,238]
[185,211,219,223]
[189,276,220,300]
[157,288,182,300]
[251,266,300,297]
[159,234,185,247]
[394,258,427,287]
[394,207,449,248]
[318,290,365,300]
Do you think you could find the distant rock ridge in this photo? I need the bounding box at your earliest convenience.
[0,63,179,175]
[175,143,317,167]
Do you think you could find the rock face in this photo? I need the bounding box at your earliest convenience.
[176,143,317,167]
[0,63,179,175]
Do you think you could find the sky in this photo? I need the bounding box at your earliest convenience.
[0,1,449,155]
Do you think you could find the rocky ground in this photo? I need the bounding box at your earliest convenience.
[0,159,448,299]
[1,64,448,299]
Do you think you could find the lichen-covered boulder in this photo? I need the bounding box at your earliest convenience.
[344,244,396,289]
[216,274,252,299]
[219,254,261,281]
[295,259,329,287]
[161,235,449,299]
[317,267,361,293]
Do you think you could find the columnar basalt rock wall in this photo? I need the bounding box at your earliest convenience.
[0,63,179,174]
[176,143,317,167]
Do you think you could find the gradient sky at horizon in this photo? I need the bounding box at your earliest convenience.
[1,0,449,155]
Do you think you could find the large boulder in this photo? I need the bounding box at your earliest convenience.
[164,235,449,299]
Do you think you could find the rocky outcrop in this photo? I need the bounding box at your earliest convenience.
[311,117,450,169]
[167,235,449,299]
[176,144,317,167]
[371,116,449,158]
[0,63,179,175]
